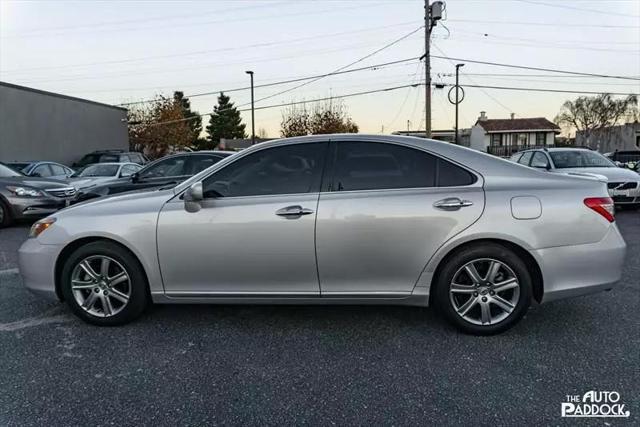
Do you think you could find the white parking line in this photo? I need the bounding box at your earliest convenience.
[0,307,71,332]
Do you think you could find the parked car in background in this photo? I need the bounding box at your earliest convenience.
[67,163,143,191]
[0,162,77,228]
[605,150,640,170]
[72,150,148,170]
[20,135,626,335]
[7,161,74,180]
[75,151,233,202]
[511,148,640,208]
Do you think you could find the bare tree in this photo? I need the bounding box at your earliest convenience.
[280,99,358,137]
[128,95,198,159]
[554,94,638,146]
[257,128,269,139]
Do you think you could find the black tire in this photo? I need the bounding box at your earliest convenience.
[0,198,13,228]
[433,243,533,335]
[60,241,149,326]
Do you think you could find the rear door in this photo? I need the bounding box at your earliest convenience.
[315,139,484,295]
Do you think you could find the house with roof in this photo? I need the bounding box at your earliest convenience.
[469,112,560,157]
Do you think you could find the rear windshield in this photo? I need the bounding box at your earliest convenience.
[550,151,615,168]
[0,164,22,177]
[79,164,120,177]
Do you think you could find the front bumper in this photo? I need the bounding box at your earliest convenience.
[18,238,63,301]
[608,183,640,205]
[535,225,627,303]
[7,195,74,220]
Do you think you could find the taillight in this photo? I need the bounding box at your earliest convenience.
[584,197,615,222]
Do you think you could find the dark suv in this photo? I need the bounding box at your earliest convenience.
[75,151,233,202]
[72,150,148,170]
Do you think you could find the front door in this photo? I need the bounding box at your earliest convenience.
[315,139,484,295]
[157,142,328,295]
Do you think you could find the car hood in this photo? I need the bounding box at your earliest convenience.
[555,167,640,182]
[56,187,174,217]
[0,176,71,189]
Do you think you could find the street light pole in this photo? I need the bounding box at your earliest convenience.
[245,70,255,145]
[455,63,464,145]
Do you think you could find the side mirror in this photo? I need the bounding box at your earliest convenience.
[184,181,203,213]
[31,172,42,177]
[130,172,139,182]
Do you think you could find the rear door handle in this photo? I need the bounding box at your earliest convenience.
[275,205,314,217]
[434,198,474,210]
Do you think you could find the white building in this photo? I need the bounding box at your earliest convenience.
[469,112,560,157]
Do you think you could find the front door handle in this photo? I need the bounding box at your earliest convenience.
[434,198,474,210]
[275,205,314,217]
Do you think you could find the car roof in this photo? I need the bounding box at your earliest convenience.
[84,162,137,166]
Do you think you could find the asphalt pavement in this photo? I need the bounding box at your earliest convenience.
[0,212,638,426]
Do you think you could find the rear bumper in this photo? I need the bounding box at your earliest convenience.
[535,225,627,303]
[18,238,62,301]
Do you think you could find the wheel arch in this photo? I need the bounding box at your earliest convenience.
[54,237,151,301]
[428,238,544,305]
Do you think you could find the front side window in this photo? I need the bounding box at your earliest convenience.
[530,152,550,168]
[518,152,533,166]
[120,165,139,177]
[333,142,436,191]
[139,156,188,179]
[33,164,53,177]
[203,143,327,198]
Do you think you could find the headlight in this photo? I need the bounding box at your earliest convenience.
[29,217,56,238]
[6,186,43,197]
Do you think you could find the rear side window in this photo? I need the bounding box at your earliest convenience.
[437,159,476,186]
[333,142,436,191]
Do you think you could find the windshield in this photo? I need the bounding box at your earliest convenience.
[78,164,120,177]
[0,163,23,177]
[550,151,615,168]
[7,162,30,171]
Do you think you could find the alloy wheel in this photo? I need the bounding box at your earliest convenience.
[449,258,520,326]
[70,255,131,318]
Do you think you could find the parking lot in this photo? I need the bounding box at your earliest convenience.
[0,211,637,425]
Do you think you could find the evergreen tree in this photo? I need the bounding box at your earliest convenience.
[173,91,202,147]
[206,93,246,147]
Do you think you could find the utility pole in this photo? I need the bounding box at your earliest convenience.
[455,63,464,145]
[423,1,443,139]
[245,70,255,145]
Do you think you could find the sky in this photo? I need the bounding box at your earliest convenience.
[1,0,639,137]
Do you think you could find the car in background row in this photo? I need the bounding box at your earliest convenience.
[511,148,640,209]
[7,161,74,180]
[72,150,148,170]
[605,150,640,170]
[67,163,143,191]
[0,163,77,228]
[75,151,233,202]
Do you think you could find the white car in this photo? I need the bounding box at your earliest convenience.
[511,148,640,208]
[67,163,142,191]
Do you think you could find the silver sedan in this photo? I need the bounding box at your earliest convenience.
[18,135,626,335]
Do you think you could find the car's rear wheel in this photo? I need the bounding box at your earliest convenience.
[434,243,533,335]
[0,199,12,228]
[60,241,149,326]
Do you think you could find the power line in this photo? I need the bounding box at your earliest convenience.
[513,0,640,18]
[145,83,425,127]
[120,57,421,106]
[448,83,639,96]
[430,55,640,81]
[446,18,639,29]
[0,21,420,75]
[245,26,424,108]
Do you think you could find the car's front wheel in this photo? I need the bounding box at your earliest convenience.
[60,241,149,326]
[434,243,533,335]
[0,199,12,228]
